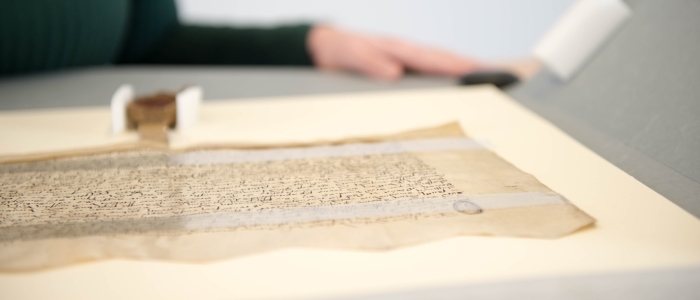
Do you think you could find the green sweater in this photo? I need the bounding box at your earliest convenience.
[0,0,313,75]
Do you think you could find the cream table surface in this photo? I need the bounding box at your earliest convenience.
[0,86,699,300]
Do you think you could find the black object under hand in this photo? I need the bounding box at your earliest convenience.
[459,71,520,89]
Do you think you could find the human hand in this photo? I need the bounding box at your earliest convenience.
[307,25,482,80]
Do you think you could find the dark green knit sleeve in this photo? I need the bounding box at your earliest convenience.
[118,0,314,66]
[0,0,129,76]
[133,24,314,66]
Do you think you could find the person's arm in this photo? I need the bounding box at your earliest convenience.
[118,0,482,80]
[132,24,313,66]
[117,0,312,66]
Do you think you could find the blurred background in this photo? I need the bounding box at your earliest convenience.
[176,0,575,61]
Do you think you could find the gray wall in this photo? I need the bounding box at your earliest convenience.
[176,0,575,60]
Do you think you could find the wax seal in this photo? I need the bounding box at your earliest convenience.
[110,85,203,144]
[127,92,177,145]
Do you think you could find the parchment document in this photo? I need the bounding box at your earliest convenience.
[0,123,594,271]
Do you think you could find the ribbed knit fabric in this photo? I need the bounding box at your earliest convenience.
[0,0,128,75]
[139,25,314,66]
[0,0,313,76]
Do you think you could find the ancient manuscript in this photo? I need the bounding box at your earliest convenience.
[0,123,594,271]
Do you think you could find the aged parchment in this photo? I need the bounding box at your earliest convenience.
[0,123,594,271]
